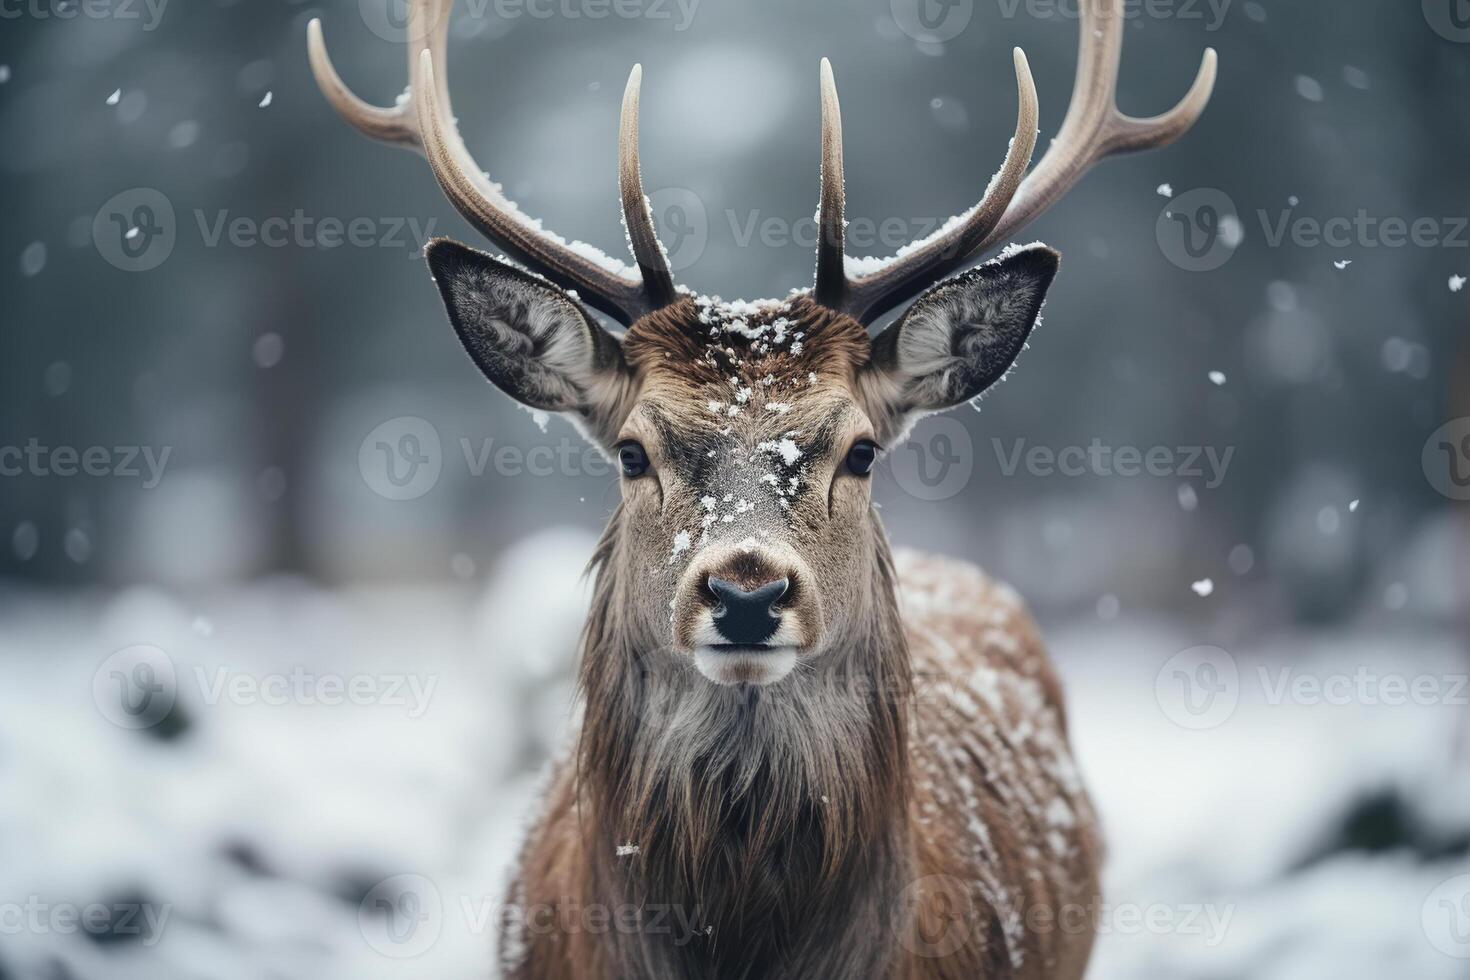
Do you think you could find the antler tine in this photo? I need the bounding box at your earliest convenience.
[836,48,1039,324]
[975,0,1217,253]
[619,66,678,309]
[414,50,657,323]
[308,0,672,325]
[814,58,847,308]
[833,0,1215,325]
[307,19,415,149]
[306,0,449,153]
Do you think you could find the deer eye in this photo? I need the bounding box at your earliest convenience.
[845,440,879,477]
[617,441,650,478]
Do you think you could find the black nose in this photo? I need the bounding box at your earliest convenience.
[707,577,789,645]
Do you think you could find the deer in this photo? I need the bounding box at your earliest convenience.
[308,2,1215,976]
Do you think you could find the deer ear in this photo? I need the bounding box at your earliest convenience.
[425,238,633,444]
[864,244,1058,437]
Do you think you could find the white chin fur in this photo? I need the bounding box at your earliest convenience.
[692,646,799,686]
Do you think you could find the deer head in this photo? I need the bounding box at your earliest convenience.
[309,0,1215,687]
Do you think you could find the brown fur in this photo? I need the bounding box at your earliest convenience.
[495,297,1100,980]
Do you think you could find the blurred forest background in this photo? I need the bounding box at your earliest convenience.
[1,0,1469,977]
[1,0,1466,626]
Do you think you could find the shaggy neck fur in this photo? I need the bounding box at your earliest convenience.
[575,505,915,979]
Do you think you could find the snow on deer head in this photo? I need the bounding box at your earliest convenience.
[423,239,1056,685]
[308,0,1212,687]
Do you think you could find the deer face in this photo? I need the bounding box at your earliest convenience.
[316,0,1211,684]
[425,239,1059,686]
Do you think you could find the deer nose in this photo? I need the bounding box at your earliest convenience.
[706,577,789,645]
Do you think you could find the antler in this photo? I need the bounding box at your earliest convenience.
[818,0,1217,324]
[307,0,676,325]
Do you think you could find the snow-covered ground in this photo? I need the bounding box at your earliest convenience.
[1,528,1466,979]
